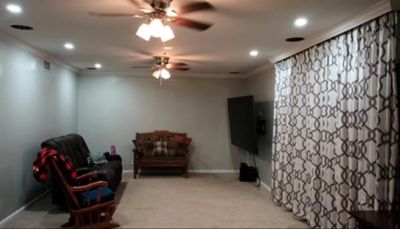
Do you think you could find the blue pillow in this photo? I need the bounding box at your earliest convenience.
[77,187,114,207]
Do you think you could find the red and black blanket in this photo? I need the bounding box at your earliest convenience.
[33,147,77,183]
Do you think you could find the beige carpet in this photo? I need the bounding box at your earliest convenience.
[2,173,308,228]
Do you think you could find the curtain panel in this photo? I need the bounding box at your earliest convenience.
[272,12,399,228]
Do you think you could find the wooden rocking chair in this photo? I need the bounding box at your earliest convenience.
[49,156,119,228]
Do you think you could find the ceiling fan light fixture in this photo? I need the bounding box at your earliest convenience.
[152,69,161,79]
[136,23,151,41]
[161,25,175,42]
[149,18,164,38]
[160,68,171,79]
[166,8,178,17]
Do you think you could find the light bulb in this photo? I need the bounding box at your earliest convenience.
[294,17,308,27]
[152,70,161,79]
[149,19,164,38]
[6,4,22,14]
[136,23,151,41]
[160,69,171,79]
[161,25,175,42]
[64,43,75,50]
[249,50,259,57]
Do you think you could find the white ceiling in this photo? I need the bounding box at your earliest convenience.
[0,0,381,76]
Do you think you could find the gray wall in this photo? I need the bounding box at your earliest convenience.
[77,74,248,170]
[0,40,78,221]
[244,67,276,187]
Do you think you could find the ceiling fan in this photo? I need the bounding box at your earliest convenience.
[88,0,215,42]
[131,51,190,80]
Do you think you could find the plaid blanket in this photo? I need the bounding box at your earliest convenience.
[33,147,77,183]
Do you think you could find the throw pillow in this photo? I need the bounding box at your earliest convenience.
[172,136,192,148]
[181,137,192,149]
[142,141,155,157]
[171,135,192,156]
[134,139,153,157]
[153,141,168,156]
[167,137,180,156]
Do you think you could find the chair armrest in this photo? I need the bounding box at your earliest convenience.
[133,149,141,159]
[70,181,108,193]
[76,167,91,176]
[76,172,97,182]
[104,152,122,162]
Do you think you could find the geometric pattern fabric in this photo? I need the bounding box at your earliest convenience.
[272,12,399,228]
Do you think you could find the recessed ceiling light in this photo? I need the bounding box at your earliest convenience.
[6,4,22,14]
[294,17,308,27]
[249,50,259,57]
[94,63,102,69]
[10,25,33,30]
[64,42,74,50]
[286,37,305,42]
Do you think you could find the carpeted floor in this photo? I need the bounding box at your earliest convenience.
[2,173,308,228]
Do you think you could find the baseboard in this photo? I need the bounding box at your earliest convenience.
[0,189,51,227]
[123,170,133,175]
[123,169,239,174]
[260,181,271,192]
[189,169,239,174]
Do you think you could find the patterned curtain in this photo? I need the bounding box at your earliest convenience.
[272,12,399,228]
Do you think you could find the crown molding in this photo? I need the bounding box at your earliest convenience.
[79,70,247,79]
[269,0,393,63]
[0,30,78,73]
[244,62,274,78]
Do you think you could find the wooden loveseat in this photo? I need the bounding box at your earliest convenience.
[132,131,192,178]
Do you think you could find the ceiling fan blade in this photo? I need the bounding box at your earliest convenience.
[128,0,145,7]
[173,17,212,31]
[131,65,152,69]
[128,0,153,12]
[168,62,189,67]
[178,2,215,14]
[167,63,190,71]
[171,67,190,71]
[88,12,137,17]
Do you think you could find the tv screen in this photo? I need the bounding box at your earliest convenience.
[227,96,258,154]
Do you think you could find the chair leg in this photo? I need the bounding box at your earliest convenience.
[134,165,138,179]
[183,165,189,178]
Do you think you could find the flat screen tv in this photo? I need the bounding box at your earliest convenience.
[227,96,258,154]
